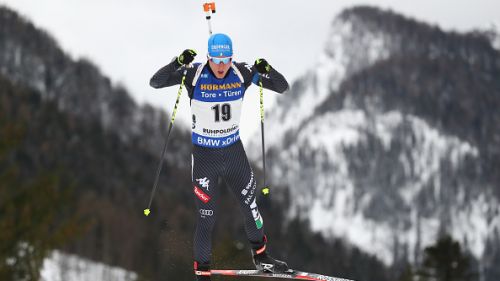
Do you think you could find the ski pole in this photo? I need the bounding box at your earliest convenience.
[144,70,187,217]
[259,79,270,196]
[203,2,216,35]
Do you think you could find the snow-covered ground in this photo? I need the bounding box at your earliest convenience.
[41,251,137,281]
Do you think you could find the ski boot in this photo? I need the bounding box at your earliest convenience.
[194,261,211,281]
[251,243,289,273]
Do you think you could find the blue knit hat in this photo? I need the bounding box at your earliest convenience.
[208,33,233,57]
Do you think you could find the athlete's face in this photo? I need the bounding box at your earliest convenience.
[208,56,232,79]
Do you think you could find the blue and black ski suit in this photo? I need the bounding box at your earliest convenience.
[150,57,289,266]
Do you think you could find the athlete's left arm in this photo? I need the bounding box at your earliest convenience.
[255,67,289,94]
[234,62,289,94]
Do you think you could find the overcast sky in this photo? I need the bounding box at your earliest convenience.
[1,0,499,143]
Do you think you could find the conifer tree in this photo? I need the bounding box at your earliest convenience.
[0,84,82,281]
[417,235,477,281]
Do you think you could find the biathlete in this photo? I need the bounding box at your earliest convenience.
[150,33,289,281]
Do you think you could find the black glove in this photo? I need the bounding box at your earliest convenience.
[177,49,197,65]
[254,58,272,74]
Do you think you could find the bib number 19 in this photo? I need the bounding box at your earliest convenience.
[211,103,231,122]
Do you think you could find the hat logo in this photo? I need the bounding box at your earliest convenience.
[211,44,230,50]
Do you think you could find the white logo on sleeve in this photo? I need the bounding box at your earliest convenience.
[244,64,253,72]
[196,177,210,191]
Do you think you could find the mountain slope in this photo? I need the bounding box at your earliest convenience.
[252,6,500,279]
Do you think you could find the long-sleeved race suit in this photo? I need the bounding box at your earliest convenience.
[150,58,289,265]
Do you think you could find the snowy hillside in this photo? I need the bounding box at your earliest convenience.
[485,22,500,51]
[274,109,492,264]
[41,251,137,281]
[250,6,500,276]
[261,15,391,149]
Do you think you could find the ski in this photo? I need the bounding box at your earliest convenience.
[209,269,355,281]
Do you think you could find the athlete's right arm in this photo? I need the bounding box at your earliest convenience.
[149,49,197,89]
[149,58,187,88]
